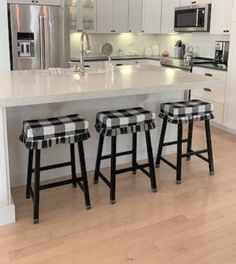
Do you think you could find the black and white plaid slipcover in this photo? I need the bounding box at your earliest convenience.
[95,107,156,136]
[20,114,90,149]
[159,99,214,124]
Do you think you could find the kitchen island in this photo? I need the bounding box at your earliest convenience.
[0,65,218,226]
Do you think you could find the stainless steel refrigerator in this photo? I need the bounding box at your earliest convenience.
[8,1,71,70]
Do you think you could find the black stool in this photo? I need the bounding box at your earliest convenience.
[20,114,91,224]
[156,100,215,184]
[94,107,157,204]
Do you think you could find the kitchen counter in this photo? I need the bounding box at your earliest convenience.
[193,63,227,72]
[0,64,218,108]
[70,55,161,62]
[0,64,219,226]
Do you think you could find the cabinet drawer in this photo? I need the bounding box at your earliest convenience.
[192,67,227,84]
[192,96,224,125]
[191,83,226,104]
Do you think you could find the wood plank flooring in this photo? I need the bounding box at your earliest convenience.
[1,125,236,263]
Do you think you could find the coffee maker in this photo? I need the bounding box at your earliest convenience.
[214,41,230,66]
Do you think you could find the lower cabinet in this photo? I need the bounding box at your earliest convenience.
[191,66,227,126]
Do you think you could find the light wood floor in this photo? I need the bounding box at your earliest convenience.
[1,125,236,264]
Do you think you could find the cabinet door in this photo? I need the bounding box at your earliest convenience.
[161,0,180,33]
[224,23,236,130]
[180,0,211,6]
[233,1,236,22]
[128,0,143,33]
[142,0,162,33]
[77,0,97,32]
[112,0,128,33]
[211,0,233,34]
[96,0,112,33]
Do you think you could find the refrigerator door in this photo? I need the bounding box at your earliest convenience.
[9,4,70,70]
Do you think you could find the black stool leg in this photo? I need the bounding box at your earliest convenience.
[33,149,40,224]
[186,121,193,161]
[70,144,77,188]
[78,141,91,210]
[94,135,104,184]
[26,149,34,199]
[156,116,168,168]
[205,120,215,176]
[176,124,183,184]
[110,136,117,204]
[132,133,137,175]
[145,131,157,192]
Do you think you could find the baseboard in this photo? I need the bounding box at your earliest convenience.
[0,202,15,227]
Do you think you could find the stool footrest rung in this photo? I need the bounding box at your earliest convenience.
[163,139,188,147]
[161,157,177,170]
[101,150,133,160]
[32,161,72,173]
[98,172,111,188]
[182,149,208,158]
[40,179,74,190]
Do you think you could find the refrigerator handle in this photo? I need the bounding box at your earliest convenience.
[39,16,45,69]
[43,16,49,69]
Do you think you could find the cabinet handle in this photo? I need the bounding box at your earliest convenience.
[142,30,144,33]
[84,65,90,68]
[205,73,213,77]
[223,30,229,33]
[203,88,212,92]
[116,63,123,66]
[129,30,131,32]
[191,1,196,4]
[78,29,83,32]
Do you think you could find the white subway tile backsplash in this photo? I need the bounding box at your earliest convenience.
[70,32,230,59]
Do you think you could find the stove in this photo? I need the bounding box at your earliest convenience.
[160,57,215,72]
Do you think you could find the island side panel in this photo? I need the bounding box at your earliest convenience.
[0,108,15,226]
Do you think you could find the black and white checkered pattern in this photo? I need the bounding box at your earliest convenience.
[20,114,90,149]
[159,99,214,124]
[95,107,156,136]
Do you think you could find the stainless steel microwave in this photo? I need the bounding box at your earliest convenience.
[174,4,211,32]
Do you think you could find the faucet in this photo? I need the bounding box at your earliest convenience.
[79,31,91,75]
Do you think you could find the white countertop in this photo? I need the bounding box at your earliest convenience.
[0,65,218,108]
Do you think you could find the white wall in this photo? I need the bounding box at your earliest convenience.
[0,0,10,71]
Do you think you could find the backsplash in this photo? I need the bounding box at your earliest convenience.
[70,32,230,59]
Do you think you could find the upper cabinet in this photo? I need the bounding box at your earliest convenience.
[96,0,112,33]
[128,0,143,33]
[211,0,233,34]
[96,0,128,33]
[232,1,236,22]
[142,0,162,33]
[180,0,211,6]
[112,0,128,33]
[77,0,97,32]
[161,0,180,34]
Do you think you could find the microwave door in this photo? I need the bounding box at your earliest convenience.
[175,8,198,32]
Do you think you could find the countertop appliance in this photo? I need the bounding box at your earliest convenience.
[174,4,211,32]
[8,0,71,70]
[215,41,230,66]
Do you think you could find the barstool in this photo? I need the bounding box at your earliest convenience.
[156,99,215,184]
[94,107,157,204]
[20,114,91,224]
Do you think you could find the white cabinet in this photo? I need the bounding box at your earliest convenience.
[210,0,233,34]
[161,0,180,33]
[96,0,128,33]
[142,0,162,33]
[112,0,128,33]
[231,1,236,22]
[128,0,143,33]
[96,0,112,33]
[77,0,97,32]
[180,0,211,6]
[224,23,236,130]
[191,67,227,125]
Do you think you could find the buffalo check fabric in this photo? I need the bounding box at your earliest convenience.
[95,107,156,136]
[159,100,214,124]
[20,114,90,149]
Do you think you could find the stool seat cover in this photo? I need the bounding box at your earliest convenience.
[20,114,90,149]
[159,100,214,124]
[95,107,156,136]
